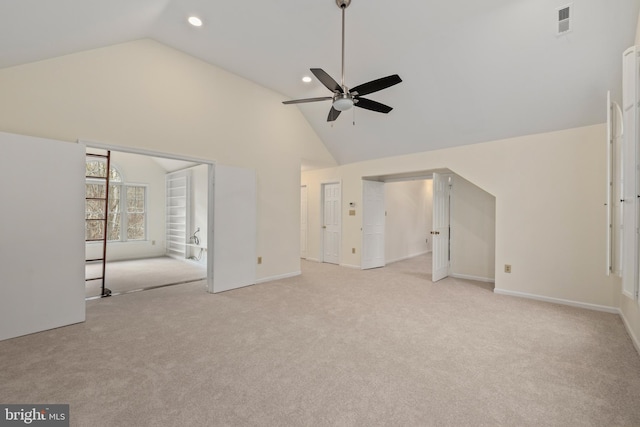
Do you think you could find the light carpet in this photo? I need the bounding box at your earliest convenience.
[85,256,206,298]
[2,255,640,426]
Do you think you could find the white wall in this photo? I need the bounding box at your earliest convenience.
[302,124,618,309]
[385,180,432,263]
[450,175,496,282]
[0,38,337,283]
[187,163,209,265]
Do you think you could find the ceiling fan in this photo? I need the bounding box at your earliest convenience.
[282,0,402,122]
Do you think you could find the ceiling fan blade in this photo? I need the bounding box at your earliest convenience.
[327,107,342,122]
[311,68,343,93]
[282,96,332,105]
[355,97,393,114]
[351,74,402,96]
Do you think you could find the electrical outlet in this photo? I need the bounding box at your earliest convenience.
[257,256,262,265]
[352,248,356,254]
[504,264,512,273]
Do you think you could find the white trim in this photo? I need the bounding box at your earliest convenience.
[305,257,321,263]
[387,251,430,265]
[494,288,619,314]
[255,271,301,284]
[79,140,215,165]
[622,289,635,299]
[620,309,640,356]
[340,263,361,269]
[320,178,342,185]
[450,273,495,283]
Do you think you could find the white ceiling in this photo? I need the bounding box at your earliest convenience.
[1,0,638,165]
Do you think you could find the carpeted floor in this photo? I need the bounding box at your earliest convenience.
[85,256,207,298]
[2,255,640,426]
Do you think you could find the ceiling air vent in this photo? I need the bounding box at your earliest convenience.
[557,4,572,35]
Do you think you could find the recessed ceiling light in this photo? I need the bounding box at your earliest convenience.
[302,76,312,83]
[188,16,203,27]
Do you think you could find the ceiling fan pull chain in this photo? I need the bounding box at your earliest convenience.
[353,105,356,126]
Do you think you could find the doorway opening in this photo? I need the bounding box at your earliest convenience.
[83,143,214,299]
[361,169,495,284]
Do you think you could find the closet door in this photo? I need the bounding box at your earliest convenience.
[362,180,385,269]
[622,46,640,299]
[0,132,85,341]
[211,164,256,293]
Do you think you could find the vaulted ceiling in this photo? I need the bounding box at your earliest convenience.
[1,0,638,164]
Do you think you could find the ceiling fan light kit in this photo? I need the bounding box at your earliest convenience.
[333,94,354,111]
[282,0,401,122]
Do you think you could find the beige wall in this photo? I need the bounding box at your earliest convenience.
[636,9,640,45]
[450,175,496,282]
[303,124,619,309]
[384,180,432,263]
[0,39,337,282]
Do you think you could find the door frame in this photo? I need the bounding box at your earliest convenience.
[320,180,342,264]
[361,169,450,277]
[301,185,308,259]
[79,139,216,293]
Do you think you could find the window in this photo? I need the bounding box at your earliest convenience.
[85,159,146,242]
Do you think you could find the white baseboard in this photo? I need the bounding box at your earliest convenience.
[255,271,301,284]
[301,258,358,269]
[387,251,430,265]
[620,309,640,356]
[493,288,620,314]
[450,273,495,283]
[340,263,361,269]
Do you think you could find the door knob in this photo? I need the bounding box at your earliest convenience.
[322,226,327,229]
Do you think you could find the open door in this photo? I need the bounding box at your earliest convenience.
[0,132,85,341]
[211,164,257,293]
[362,180,386,269]
[432,173,451,282]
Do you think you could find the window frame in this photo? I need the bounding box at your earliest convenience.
[85,160,148,243]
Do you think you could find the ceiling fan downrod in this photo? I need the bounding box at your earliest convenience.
[336,0,351,91]
[282,0,401,123]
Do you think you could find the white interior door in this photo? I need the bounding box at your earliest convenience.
[606,90,612,276]
[432,173,451,282]
[622,46,639,298]
[322,182,341,264]
[0,132,85,341]
[301,185,308,259]
[362,180,386,269]
[211,164,257,293]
